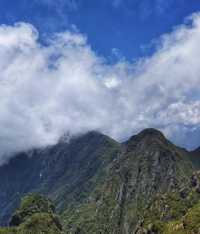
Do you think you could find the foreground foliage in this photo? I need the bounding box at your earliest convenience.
[0,194,62,234]
[1,129,200,234]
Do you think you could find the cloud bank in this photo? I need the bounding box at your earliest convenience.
[1,13,200,163]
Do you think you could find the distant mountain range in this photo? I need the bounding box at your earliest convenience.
[0,128,200,234]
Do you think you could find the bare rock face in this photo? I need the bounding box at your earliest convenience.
[115,128,192,199]
[1,128,200,234]
[63,129,197,234]
[0,131,121,226]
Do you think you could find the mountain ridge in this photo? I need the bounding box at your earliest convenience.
[0,128,200,233]
[62,128,197,233]
[0,131,121,225]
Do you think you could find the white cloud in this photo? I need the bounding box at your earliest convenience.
[1,13,200,164]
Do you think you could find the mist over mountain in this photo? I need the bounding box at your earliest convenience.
[0,128,200,233]
[1,1,200,233]
[1,13,200,164]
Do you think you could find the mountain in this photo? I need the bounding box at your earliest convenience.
[0,131,121,226]
[63,129,200,233]
[0,128,200,234]
[189,147,200,169]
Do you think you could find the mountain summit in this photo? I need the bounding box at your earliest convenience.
[0,129,200,234]
[63,128,196,233]
[129,128,166,140]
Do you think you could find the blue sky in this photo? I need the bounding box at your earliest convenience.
[1,0,200,60]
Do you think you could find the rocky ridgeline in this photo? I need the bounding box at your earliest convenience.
[0,129,200,233]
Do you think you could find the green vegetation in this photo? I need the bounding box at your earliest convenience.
[10,193,55,226]
[60,130,200,234]
[132,188,200,233]
[1,130,200,233]
[0,194,62,234]
[163,200,200,234]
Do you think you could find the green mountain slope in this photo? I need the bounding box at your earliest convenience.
[62,129,200,234]
[1,129,200,234]
[0,131,121,226]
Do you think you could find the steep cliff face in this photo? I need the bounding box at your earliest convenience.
[0,128,200,234]
[0,131,121,225]
[63,129,198,234]
[189,147,200,169]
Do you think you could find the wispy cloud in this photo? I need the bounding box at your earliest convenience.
[0,13,200,164]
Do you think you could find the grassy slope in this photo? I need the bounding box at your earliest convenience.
[62,130,198,234]
[0,194,62,234]
[0,131,121,225]
[1,130,200,234]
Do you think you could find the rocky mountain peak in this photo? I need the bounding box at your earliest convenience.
[1,128,200,234]
[130,128,166,142]
[125,128,170,153]
[136,128,166,139]
[60,129,196,234]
